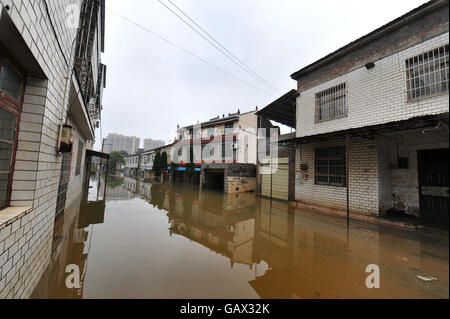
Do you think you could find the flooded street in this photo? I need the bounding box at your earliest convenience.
[31,176,449,299]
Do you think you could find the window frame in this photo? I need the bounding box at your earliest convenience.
[315,83,347,123]
[75,140,84,176]
[0,45,26,209]
[314,146,347,187]
[405,44,449,102]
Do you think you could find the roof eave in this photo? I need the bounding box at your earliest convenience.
[290,0,447,81]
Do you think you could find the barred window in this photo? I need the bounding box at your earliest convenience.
[406,44,449,101]
[315,83,347,123]
[75,140,84,176]
[315,146,346,187]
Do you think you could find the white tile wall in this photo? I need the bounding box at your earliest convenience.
[0,0,92,298]
[296,33,449,138]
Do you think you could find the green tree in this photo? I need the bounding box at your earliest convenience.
[153,151,161,175]
[160,152,168,171]
[108,151,126,173]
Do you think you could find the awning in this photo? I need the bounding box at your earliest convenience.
[86,149,110,159]
[256,90,297,128]
[281,113,449,145]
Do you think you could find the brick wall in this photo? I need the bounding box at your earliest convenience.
[0,0,91,298]
[296,32,449,138]
[295,137,379,216]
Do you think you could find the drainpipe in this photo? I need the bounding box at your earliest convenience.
[346,133,350,227]
[270,143,273,204]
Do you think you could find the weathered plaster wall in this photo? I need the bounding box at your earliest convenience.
[383,128,449,215]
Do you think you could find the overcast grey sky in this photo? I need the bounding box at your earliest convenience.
[95,0,427,150]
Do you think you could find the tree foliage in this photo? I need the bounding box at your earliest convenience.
[108,151,126,172]
[160,152,168,171]
[153,151,168,176]
[153,151,161,174]
[119,150,129,157]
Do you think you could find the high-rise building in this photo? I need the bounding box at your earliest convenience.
[104,133,140,155]
[143,138,165,151]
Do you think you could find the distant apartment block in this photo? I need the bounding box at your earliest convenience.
[104,133,140,155]
[143,138,165,151]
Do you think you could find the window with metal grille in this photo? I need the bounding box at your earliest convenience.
[315,83,347,123]
[315,146,346,187]
[75,140,84,176]
[406,44,449,101]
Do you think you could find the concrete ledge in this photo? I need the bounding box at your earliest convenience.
[0,206,33,229]
[294,201,424,230]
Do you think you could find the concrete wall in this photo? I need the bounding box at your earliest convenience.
[201,163,257,194]
[225,176,256,194]
[296,32,449,138]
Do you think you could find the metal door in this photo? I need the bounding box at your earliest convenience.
[418,149,449,228]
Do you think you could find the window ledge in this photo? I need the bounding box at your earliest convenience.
[0,206,32,228]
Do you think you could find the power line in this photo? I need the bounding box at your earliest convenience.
[159,0,281,95]
[165,0,281,94]
[105,7,274,96]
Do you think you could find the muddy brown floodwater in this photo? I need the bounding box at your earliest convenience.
[31,176,449,299]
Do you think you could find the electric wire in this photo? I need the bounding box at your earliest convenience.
[105,7,274,96]
[158,0,281,95]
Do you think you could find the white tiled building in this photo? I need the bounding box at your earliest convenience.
[291,1,449,227]
[0,0,106,298]
[174,110,259,192]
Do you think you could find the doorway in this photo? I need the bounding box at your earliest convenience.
[204,170,225,191]
[418,149,449,228]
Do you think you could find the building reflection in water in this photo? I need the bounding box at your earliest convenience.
[252,199,448,298]
[107,176,139,201]
[129,178,448,299]
[31,175,107,299]
[31,176,449,299]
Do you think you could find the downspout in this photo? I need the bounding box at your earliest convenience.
[346,133,350,227]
